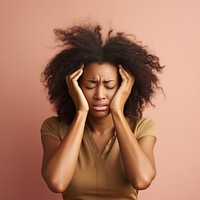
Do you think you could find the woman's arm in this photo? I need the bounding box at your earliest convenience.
[111,111,156,190]
[110,67,156,190]
[41,68,89,193]
[41,111,87,193]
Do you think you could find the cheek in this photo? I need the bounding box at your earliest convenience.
[81,89,92,102]
[108,88,118,99]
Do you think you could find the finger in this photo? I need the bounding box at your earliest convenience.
[71,70,83,83]
[119,66,130,78]
[65,67,83,85]
[119,67,126,81]
[119,66,135,85]
[69,68,83,80]
[119,66,130,84]
[119,68,135,91]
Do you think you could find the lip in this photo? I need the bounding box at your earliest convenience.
[92,104,109,111]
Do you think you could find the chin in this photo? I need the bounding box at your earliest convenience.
[89,110,111,119]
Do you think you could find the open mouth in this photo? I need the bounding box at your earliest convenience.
[92,104,109,111]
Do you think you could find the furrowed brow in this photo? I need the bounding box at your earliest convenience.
[103,80,115,83]
[86,80,97,83]
[85,80,115,84]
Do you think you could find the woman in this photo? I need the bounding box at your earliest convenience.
[40,24,163,200]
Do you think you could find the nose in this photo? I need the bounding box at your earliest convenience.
[94,86,106,100]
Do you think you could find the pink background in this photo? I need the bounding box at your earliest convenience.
[1,0,200,199]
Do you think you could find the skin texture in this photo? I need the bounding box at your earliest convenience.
[41,62,156,193]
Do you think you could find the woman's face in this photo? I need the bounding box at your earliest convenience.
[79,62,120,119]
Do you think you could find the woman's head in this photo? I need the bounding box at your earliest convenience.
[41,23,164,123]
[79,62,120,119]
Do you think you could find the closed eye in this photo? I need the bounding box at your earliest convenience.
[85,86,95,89]
[105,86,115,89]
[85,80,97,89]
[84,80,116,89]
[104,82,116,89]
[85,85,115,90]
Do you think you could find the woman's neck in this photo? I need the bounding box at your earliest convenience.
[86,114,114,136]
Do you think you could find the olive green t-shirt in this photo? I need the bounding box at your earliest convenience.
[41,117,156,200]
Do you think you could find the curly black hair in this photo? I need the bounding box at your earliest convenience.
[41,23,164,124]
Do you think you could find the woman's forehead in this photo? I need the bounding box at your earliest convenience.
[82,62,118,79]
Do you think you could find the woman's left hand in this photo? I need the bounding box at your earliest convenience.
[110,66,135,113]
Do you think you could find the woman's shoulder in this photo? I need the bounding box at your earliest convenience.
[40,116,69,140]
[136,117,155,126]
[127,117,156,139]
[42,116,60,124]
[41,116,61,131]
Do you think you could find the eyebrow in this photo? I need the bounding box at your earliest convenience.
[86,80,115,83]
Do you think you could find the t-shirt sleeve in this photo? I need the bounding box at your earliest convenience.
[40,116,60,140]
[134,117,157,140]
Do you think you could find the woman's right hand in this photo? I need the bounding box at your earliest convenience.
[65,68,89,112]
